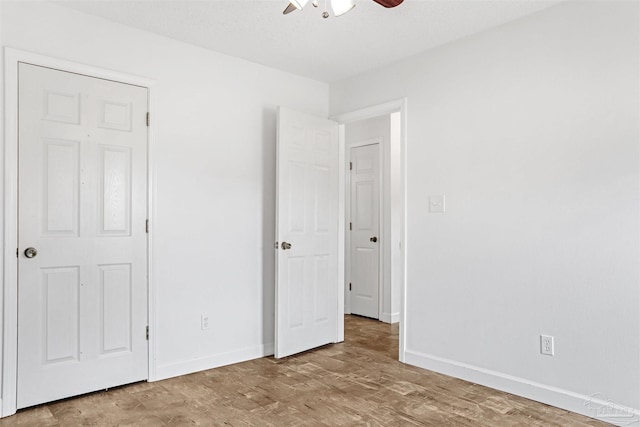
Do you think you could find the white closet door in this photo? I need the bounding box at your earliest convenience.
[17,63,148,408]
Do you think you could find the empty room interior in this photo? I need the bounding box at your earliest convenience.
[0,0,638,425]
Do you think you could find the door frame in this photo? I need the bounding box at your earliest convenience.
[333,98,407,362]
[345,139,383,319]
[2,48,157,417]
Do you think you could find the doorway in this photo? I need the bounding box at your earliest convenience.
[3,49,156,417]
[344,113,402,323]
[336,102,405,360]
[274,100,406,362]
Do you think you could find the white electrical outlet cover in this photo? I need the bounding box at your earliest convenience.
[540,335,554,356]
[201,315,210,330]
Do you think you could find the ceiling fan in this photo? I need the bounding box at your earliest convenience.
[283,0,404,18]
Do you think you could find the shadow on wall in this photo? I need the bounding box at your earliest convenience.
[261,106,277,351]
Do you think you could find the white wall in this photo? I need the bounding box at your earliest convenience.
[1,0,328,384]
[345,115,402,323]
[332,0,639,420]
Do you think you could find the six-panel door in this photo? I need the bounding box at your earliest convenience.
[350,143,380,319]
[275,107,339,358]
[17,63,148,408]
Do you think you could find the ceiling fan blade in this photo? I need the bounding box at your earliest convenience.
[372,0,404,8]
[283,3,297,14]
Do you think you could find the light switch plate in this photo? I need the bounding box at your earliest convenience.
[429,195,445,213]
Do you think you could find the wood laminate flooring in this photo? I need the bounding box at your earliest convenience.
[1,315,609,426]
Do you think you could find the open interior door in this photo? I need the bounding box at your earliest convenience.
[275,107,340,358]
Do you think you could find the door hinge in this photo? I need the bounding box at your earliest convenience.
[145,219,149,233]
[146,112,150,127]
[16,248,18,258]
[349,222,352,231]
[146,326,149,340]
[349,283,352,291]
[349,161,352,170]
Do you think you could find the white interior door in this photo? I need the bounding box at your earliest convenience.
[17,63,148,408]
[349,144,380,319]
[275,107,339,358]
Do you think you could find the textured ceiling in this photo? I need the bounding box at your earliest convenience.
[54,0,561,82]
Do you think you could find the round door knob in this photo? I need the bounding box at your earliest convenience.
[370,236,378,243]
[24,247,38,258]
[281,242,292,250]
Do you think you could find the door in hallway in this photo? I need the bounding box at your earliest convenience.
[349,143,380,319]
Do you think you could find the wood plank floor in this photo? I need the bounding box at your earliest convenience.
[1,315,608,426]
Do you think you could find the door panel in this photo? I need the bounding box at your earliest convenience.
[313,255,330,322]
[99,264,133,355]
[43,267,81,364]
[350,144,380,319]
[275,107,339,358]
[43,139,80,235]
[99,145,132,235]
[17,63,148,408]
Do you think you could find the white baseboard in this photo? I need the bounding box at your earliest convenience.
[405,349,639,427]
[154,343,274,381]
[380,312,400,324]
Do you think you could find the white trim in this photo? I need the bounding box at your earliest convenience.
[345,138,383,321]
[331,99,407,125]
[155,344,275,382]
[336,123,345,343]
[2,48,18,419]
[146,73,159,383]
[376,138,384,322]
[0,9,4,419]
[2,48,157,417]
[380,312,400,324]
[405,349,640,427]
[333,98,408,363]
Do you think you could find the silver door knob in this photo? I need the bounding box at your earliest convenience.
[281,242,292,250]
[370,236,378,243]
[24,247,38,258]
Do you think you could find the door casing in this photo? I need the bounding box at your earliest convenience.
[333,99,407,362]
[2,48,158,417]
